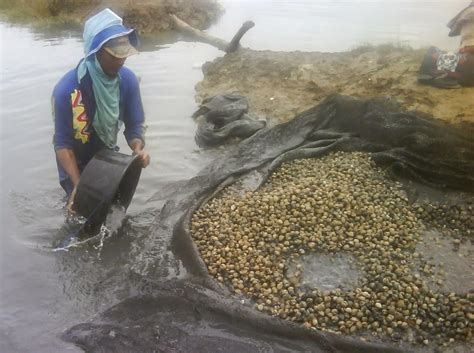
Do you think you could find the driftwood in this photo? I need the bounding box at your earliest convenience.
[170,14,254,53]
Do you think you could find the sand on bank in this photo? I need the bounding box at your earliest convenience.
[195,45,473,125]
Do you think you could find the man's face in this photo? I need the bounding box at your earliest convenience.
[96,48,126,77]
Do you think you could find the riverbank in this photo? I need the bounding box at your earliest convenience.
[195,45,473,125]
[0,0,223,34]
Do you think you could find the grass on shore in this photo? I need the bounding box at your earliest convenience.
[0,0,94,28]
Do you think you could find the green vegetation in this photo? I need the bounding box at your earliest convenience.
[351,42,415,55]
[0,0,223,35]
[350,42,426,63]
[0,0,94,28]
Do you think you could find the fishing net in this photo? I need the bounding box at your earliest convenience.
[63,94,473,353]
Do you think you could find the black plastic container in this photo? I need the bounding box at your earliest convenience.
[74,149,142,232]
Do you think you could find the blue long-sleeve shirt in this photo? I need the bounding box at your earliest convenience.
[52,64,145,191]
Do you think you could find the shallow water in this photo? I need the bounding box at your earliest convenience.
[416,230,474,295]
[290,253,363,291]
[0,1,469,352]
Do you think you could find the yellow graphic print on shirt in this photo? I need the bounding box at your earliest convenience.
[71,89,90,143]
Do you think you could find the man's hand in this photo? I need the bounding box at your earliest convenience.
[67,186,77,214]
[134,149,150,168]
[129,138,150,168]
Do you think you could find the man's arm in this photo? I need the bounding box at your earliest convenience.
[122,69,150,168]
[52,77,81,210]
[55,148,81,187]
[55,148,81,212]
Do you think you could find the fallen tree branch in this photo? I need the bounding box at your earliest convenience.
[226,20,255,52]
[170,14,254,53]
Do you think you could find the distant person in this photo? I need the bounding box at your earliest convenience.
[418,1,474,87]
[448,0,474,53]
[52,8,150,212]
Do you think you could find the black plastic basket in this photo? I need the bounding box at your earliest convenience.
[74,149,142,232]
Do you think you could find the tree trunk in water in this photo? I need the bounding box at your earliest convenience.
[170,14,254,53]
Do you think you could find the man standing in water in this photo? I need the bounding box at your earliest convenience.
[52,8,150,211]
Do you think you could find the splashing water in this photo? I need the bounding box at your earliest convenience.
[53,204,127,254]
[104,204,127,235]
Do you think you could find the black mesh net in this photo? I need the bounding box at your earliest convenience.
[63,95,473,353]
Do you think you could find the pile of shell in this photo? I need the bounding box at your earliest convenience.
[190,152,472,346]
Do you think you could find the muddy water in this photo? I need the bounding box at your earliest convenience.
[0,1,469,352]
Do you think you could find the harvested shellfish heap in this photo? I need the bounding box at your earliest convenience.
[191,152,473,346]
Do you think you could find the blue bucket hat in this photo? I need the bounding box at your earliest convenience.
[83,8,139,58]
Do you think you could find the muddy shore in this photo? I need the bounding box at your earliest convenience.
[195,45,473,125]
[0,0,223,34]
